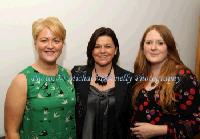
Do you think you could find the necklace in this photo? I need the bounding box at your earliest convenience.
[95,66,112,86]
[150,78,159,87]
[151,81,157,87]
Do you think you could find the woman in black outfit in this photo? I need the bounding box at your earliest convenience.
[72,27,135,139]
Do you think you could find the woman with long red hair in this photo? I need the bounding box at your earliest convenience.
[131,25,200,139]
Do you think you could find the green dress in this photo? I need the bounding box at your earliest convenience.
[19,66,76,139]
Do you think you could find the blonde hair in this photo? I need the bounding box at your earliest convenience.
[133,25,185,114]
[32,17,66,44]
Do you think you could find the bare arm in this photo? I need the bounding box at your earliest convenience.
[4,74,27,139]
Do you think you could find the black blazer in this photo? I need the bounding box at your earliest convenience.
[72,65,135,139]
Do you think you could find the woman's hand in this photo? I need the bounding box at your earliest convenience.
[130,122,167,139]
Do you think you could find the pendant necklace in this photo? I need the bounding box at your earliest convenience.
[151,81,157,87]
[95,66,112,86]
[150,77,159,87]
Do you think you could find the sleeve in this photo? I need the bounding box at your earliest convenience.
[71,65,86,84]
[71,66,80,138]
[71,65,87,139]
[71,65,82,87]
[166,69,200,138]
[126,72,136,138]
[71,66,78,84]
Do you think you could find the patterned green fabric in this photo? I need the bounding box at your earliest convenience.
[19,66,76,139]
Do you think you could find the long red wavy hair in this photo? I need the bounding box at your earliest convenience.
[133,25,185,113]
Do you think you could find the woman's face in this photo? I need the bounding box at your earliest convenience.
[143,29,168,66]
[92,35,117,67]
[35,27,63,64]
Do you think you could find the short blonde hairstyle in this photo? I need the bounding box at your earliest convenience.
[32,17,66,43]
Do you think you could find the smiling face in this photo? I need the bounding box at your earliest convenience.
[143,29,168,66]
[92,35,117,67]
[35,27,63,64]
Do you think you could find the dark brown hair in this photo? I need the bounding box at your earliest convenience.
[87,27,120,67]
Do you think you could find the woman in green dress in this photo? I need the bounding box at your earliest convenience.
[4,17,76,139]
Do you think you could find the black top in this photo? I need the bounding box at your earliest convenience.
[82,85,115,139]
[72,65,135,139]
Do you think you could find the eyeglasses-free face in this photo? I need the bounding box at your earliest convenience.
[92,35,117,67]
[143,29,168,66]
[35,27,64,64]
